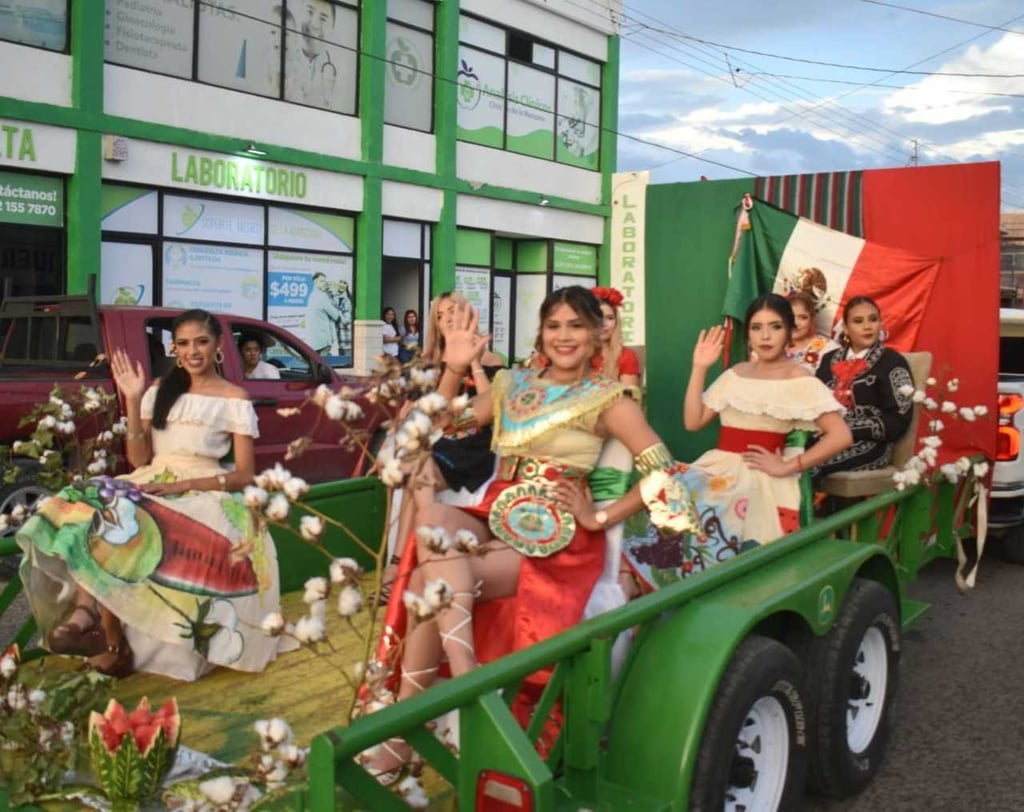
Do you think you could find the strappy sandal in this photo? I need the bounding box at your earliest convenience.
[84,638,134,679]
[366,738,413,787]
[47,603,107,657]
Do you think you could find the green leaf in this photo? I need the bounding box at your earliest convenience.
[221,496,253,535]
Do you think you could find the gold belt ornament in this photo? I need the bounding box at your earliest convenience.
[490,457,587,557]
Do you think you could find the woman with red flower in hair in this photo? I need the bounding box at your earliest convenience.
[591,286,642,389]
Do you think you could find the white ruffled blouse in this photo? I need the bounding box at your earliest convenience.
[141,386,259,463]
[703,368,845,433]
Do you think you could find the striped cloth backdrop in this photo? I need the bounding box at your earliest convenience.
[754,171,864,237]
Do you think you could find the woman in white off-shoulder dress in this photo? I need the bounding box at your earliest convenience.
[17,309,290,680]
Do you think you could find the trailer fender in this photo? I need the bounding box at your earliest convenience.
[602,538,897,808]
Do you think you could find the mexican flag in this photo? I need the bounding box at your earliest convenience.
[724,200,942,351]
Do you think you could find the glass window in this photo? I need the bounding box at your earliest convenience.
[556,77,600,169]
[233,323,316,380]
[456,46,505,149]
[104,0,195,79]
[506,63,555,159]
[459,15,503,52]
[558,51,601,87]
[389,0,434,29]
[384,21,434,131]
[162,195,265,244]
[284,0,359,114]
[198,0,281,98]
[0,0,68,52]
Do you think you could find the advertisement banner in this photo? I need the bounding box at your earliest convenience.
[552,273,594,292]
[0,0,67,50]
[161,242,264,318]
[456,46,505,149]
[455,267,491,336]
[506,63,554,159]
[267,251,354,367]
[553,242,597,276]
[491,275,511,363]
[556,78,600,170]
[104,0,195,79]
[197,0,280,98]
[610,171,649,347]
[283,2,358,114]
[514,274,547,362]
[268,207,353,252]
[384,22,432,132]
[0,170,63,227]
[162,195,265,244]
[100,242,153,306]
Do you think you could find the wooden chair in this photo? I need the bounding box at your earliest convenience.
[820,351,933,499]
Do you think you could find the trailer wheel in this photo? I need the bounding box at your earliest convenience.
[689,635,808,812]
[0,463,46,538]
[807,578,900,797]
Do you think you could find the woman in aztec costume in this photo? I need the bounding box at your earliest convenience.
[367,286,702,781]
[622,294,852,591]
[17,309,290,680]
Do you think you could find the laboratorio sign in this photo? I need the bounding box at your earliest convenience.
[170,152,308,200]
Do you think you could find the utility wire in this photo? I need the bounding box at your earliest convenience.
[856,0,1024,36]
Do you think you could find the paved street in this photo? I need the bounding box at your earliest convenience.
[805,546,1024,812]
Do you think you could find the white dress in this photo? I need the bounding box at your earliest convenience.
[18,388,291,681]
[622,369,843,589]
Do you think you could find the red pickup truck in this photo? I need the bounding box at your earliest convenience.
[0,289,381,523]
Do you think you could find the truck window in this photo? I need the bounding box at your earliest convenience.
[231,325,314,381]
[0,313,102,369]
[1000,336,1024,376]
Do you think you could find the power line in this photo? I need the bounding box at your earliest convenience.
[636,26,1024,78]
[856,0,1024,36]
[738,70,1024,98]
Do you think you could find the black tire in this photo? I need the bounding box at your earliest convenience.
[998,524,1024,564]
[0,462,47,538]
[690,635,809,812]
[806,578,900,797]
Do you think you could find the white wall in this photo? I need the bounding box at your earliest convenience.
[104,66,362,160]
[456,195,603,243]
[457,142,602,204]
[383,126,436,174]
[0,43,71,106]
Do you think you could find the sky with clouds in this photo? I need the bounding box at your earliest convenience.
[612,0,1024,210]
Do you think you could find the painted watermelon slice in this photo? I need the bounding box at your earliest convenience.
[140,496,260,598]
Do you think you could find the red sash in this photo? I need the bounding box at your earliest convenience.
[717,426,788,454]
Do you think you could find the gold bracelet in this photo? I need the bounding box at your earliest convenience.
[635,442,674,477]
[216,473,227,490]
[125,431,146,441]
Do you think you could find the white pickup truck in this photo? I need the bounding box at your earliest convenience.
[992,308,1024,561]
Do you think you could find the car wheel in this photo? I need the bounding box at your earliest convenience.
[806,579,900,797]
[689,635,809,812]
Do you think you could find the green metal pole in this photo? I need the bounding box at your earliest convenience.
[431,0,460,295]
[65,3,104,296]
[597,36,620,287]
[354,0,387,319]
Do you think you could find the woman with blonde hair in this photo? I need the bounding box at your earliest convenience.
[591,286,642,388]
[379,291,504,598]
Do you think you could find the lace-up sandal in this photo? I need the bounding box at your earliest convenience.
[84,638,134,679]
[47,603,107,657]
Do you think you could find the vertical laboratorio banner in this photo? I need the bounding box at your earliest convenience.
[610,170,649,347]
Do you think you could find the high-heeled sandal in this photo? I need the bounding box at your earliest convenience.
[84,639,134,679]
[439,595,477,659]
[47,603,107,657]
[366,738,413,787]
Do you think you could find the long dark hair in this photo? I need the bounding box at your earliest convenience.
[152,309,222,429]
[403,309,419,334]
[744,293,796,346]
[534,286,603,357]
[842,295,881,323]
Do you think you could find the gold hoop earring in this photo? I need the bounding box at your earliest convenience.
[176,355,184,368]
[215,349,225,365]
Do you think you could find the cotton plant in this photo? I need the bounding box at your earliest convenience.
[0,384,123,495]
[892,374,992,491]
[247,353,482,723]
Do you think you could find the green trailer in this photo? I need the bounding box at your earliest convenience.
[301,474,974,811]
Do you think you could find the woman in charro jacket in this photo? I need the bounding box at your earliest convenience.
[814,296,914,479]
